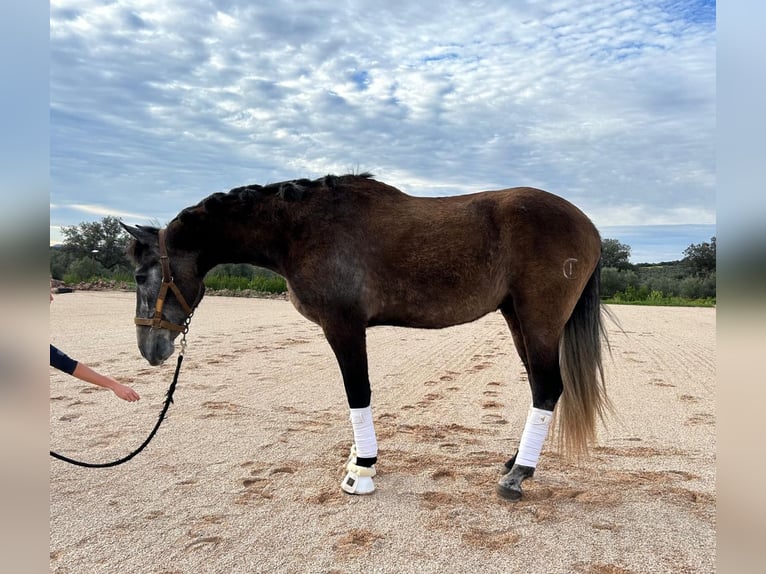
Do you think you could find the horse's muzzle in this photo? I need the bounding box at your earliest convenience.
[137,330,175,366]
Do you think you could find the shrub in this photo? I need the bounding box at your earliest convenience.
[601,267,639,299]
[65,256,109,283]
[204,274,287,294]
[679,274,716,300]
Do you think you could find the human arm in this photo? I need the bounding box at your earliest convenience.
[69,363,141,402]
[50,344,78,375]
[51,344,139,401]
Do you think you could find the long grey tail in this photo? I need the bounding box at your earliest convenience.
[557,260,612,457]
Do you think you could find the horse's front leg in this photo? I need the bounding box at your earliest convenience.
[322,320,378,495]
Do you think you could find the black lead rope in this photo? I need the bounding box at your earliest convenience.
[50,352,184,468]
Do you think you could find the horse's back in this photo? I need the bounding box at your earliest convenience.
[376,186,601,272]
[288,179,601,330]
[368,186,599,327]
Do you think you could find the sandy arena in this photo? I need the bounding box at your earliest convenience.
[50,291,715,573]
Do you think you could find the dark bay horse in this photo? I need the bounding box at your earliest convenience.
[122,173,609,500]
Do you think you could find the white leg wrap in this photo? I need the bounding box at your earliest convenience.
[348,406,378,459]
[516,406,554,468]
[341,407,378,495]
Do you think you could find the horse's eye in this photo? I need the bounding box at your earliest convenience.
[135,273,147,285]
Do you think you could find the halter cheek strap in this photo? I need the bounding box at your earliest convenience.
[134,228,197,333]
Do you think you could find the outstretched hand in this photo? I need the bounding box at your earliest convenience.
[111,381,141,402]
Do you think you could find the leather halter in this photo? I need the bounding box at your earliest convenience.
[134,228,197,333]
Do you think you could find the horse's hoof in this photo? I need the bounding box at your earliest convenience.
[341,472,375,495]
[496,463,534,501]
[497,470,524,501]
[496,480,523,501]
[341,462,376,495]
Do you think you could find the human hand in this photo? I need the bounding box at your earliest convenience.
[112,382,140,402]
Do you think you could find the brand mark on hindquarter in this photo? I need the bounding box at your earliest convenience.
[562,258,578,279]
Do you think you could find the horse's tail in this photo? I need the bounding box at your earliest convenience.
[557,259,612,458]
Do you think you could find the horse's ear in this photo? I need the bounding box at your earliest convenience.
[120,222,158,246]
[277,182,305,202]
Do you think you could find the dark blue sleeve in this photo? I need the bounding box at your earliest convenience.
[50,344,78,375]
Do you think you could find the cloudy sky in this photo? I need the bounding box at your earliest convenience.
[50,0,716,262]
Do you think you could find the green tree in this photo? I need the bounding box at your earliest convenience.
[601,267,639,298]
[683,236,716,277]
[59,216,131,271]
[49,246,77,280]
[64,257,109,283]
[601,238,633,271]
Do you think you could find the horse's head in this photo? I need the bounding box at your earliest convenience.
[121,223,205,366]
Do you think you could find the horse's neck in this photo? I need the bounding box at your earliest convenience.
[183,217,288,276]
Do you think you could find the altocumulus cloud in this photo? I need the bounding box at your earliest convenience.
[51,0,715,259]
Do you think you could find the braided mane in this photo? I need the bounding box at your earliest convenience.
[232,172,374,197]
[175,172,375,224]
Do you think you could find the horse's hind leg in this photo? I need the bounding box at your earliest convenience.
[321,319,378,495]
[498,306,563,501]
[499,309,528,473]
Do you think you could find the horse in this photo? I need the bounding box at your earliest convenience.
[121,173,610,500]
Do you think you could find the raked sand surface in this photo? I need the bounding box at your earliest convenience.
[50,291,716,573]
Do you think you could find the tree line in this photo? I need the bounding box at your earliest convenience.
[50,216,716,304]
[600,237,715,304]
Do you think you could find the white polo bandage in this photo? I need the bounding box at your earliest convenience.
[349,406,378,459]
[516,406,554,468]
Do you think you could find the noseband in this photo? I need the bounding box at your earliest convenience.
[134,228,199,333]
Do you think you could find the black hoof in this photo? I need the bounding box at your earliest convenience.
[496,481,523,501]
[496,463,535,502]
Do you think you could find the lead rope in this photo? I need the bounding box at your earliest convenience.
[50,329,189,468]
